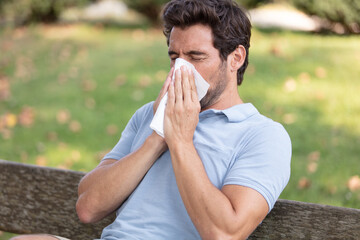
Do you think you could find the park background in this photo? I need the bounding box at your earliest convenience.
[1,0,359,238]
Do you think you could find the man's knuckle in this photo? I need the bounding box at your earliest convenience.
[174,106,183,114]
[184,105,192,112]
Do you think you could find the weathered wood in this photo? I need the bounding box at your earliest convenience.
[1,159,360,239]
[250,199,360,239]
[0,160,115,239]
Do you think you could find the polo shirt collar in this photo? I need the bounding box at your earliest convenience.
[200,103,258,122]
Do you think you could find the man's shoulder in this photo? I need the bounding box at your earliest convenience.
[248,112,290,140]
[228,104,291,148]
[133,101,154,118]
[126,101,154,131]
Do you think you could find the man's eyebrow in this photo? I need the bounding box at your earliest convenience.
[168,50,208,56]
[185,50,207,56]
[168,50,208,57]
[168,50,177,56]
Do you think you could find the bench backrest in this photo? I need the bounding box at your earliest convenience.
[1,160,359,239]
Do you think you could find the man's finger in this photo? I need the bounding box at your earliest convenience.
[154,67,174,113]
[174,69,183,104]
[167,79,175,109]
[188,68,198,102]
[181,66,191,104]
[161,67,174,96]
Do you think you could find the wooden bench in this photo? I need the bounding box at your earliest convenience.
[1,159,360,239]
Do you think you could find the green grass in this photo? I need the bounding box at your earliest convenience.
[1,24,360,238]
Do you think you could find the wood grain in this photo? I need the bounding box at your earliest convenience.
[1,160,359,239]
[250,199,360,239]
[0,160,114,239]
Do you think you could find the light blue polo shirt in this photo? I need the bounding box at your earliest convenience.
[100,102,291,240]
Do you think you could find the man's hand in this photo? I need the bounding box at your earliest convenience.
[164,66,200,147]
[153,67,174,114]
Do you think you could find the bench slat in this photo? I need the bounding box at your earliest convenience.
[250,199,360,239]
[1,160,360,239]
[0,160,114,239]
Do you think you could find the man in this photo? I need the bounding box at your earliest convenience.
[13,0,291,239]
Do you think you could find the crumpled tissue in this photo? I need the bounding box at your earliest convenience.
[150,58,210,137]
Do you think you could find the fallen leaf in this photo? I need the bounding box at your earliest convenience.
[0,75,11,101]
[328,186,337,195]
[282,113,296,125]
[314,91,325,100]
[283,77,297,92]
[138,75,152,87]
[15,56,34,80]
[106,124,118,136]
[36,155,47,166]
[347,175,360,192]
[298,72,311,84]
[315,67,327,79]
[307,162,318,173]
[246,64,256,75]
[270,43,283,57]
[57,109,71,124]
[69,120,82,132]
[298,177,311,189]
[18,106,35,127]
[57,164,69,170]
[113,74,127,87]
[82,79,97,92]
[5,113,17,128]
[307,151,320,162]
[71,150,81,162]
[1,128,12,139]
[58,142,68,150]
[64,158,74,168]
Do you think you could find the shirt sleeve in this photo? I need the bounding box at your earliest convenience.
[102,102,153,161]
[223,123,292,211]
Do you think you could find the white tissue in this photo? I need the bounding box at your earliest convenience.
[150,58,210,137]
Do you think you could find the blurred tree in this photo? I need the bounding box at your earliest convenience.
[236,0,272,9]
[289,0,360,33]
[122,0,273,25]
[122,0,167,25]
[0,0,94,26]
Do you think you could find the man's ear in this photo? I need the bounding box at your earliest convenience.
[229,45,246,72]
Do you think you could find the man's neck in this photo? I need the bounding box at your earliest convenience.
[201,88,243,112]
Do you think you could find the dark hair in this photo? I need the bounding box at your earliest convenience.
[162,0,251,85]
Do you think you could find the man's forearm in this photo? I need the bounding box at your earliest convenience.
[76,133,166,223]
[169,142,250,240]
[164,67,267,239]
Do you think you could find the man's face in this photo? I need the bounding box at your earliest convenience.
[168,24,228,110]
